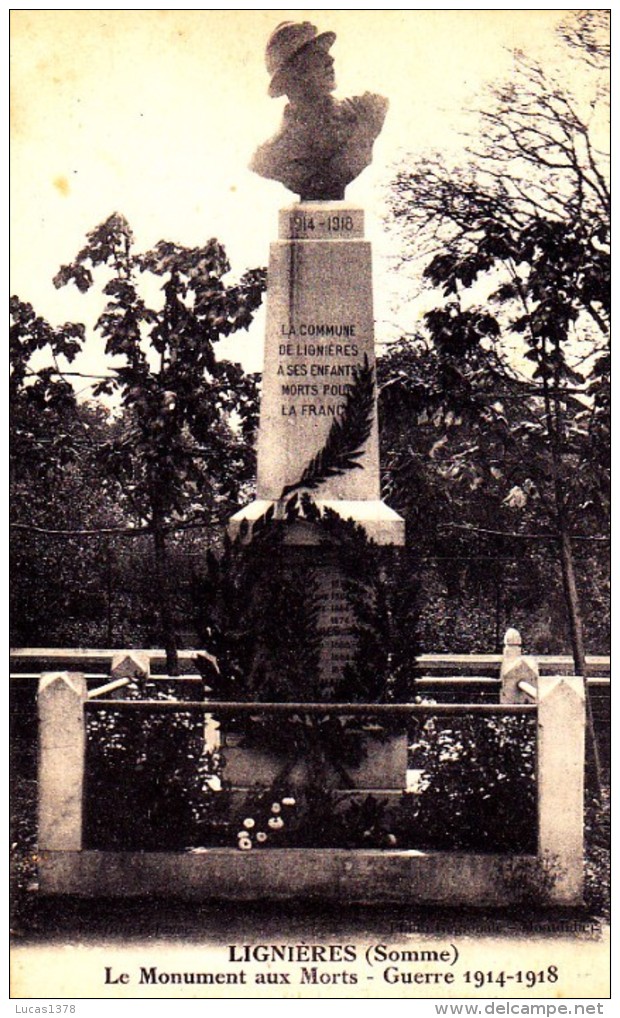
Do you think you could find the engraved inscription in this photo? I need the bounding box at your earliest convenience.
[289,212,355,237]
[317,571,357,682]
[276,324,361,418]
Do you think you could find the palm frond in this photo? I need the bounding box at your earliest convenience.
[281,355,375,498]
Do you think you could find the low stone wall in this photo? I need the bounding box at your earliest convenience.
[34,632,586,907]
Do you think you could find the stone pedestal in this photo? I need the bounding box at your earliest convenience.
[230,202,404,545]
[221,730,408,792]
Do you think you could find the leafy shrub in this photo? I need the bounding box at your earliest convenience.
[84,681,222,850]
[396,713,537,852]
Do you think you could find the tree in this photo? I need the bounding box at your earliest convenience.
[9,297,124,644]
[378,335,609,654]
[10,397,122,646]
[386,12,609,681]
[11,214,266,670]
[558,10,610,71]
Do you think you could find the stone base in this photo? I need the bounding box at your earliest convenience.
[220,730,408,790]
[229,498,405,546]
[39,849,569,906]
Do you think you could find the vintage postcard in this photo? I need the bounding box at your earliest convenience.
[10,10,610,1003]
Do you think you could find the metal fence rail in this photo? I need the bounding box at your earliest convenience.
[84,699,537,715]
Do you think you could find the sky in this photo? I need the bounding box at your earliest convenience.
[11,9,576,378]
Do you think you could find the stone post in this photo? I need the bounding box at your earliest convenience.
[537,675,585,904]
[110,650,150,680]
[37,671,87,851]
[502,626,522,661]
[499,627,540,704]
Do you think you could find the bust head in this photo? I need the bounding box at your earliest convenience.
[281,42,336,101]
[266,21,336,100]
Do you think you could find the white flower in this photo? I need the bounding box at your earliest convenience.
[243,817,255,829]
[256,832,268,843]
[386,833,397,846]
[238,837,252,851]
[237,830,249,840]
[271,802,281,814]
[281,797,296,807]
[268,816,284,830]
[503,485,527,509]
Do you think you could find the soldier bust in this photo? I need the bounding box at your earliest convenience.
[250,21,389,201]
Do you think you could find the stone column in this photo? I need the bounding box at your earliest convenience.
[37,671,87,851]
[537,675,585,904]
[230,202,404,546]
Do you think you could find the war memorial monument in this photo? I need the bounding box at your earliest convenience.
[33,18,586,915]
